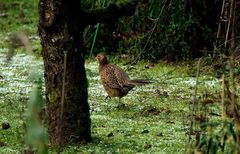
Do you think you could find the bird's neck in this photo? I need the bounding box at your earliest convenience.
[99,60,108,71]
[100,59,108,65]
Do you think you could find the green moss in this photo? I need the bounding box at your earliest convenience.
[48,91,59,104]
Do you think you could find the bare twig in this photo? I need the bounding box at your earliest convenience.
[189,58,201,141]
[215,36,240,50]
[224,0,234,48]
[230,0,236,48]
[130,0,169,64]
[221,74,226,121]
[229,56,239,121]
[6,32,32,62]
[216,0,226,40]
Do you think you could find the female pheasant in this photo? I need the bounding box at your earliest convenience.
[95,53,151,101]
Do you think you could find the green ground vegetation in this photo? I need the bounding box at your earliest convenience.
[0,53,222,153]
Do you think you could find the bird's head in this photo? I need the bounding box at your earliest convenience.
[95,53,108,65]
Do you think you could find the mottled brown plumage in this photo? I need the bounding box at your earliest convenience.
[95,53,151,100]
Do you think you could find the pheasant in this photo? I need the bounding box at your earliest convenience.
[95,53,151,102]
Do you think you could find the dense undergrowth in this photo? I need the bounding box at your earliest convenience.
[84,0,221,61]
[1,0,240,153]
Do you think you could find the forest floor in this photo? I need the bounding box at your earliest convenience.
[0,0,224,153]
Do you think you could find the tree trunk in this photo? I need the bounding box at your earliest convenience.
[38,0,90,144]
[38,0,137,146]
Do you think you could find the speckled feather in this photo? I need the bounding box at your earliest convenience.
[95,53,151,98]
[99,63,134,97]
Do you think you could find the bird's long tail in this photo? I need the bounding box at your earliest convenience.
[128,79,153,86]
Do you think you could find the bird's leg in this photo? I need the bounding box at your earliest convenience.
[117,97,125,108]
[105,96,111,101]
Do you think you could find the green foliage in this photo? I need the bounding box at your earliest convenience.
[196,121,238,153]
[0,52,45,153]
[186,63,240,153]
[0,0,38,34]
[26,72,48,154]
[0,1,47,150]
[84,0,219,61]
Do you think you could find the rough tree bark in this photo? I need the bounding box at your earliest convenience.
[38,0,137,145]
